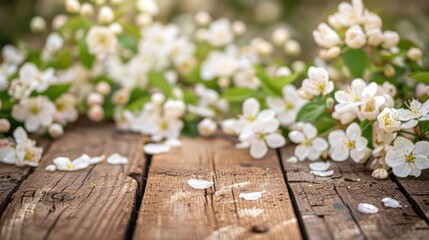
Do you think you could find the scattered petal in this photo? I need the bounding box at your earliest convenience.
[165,138,181,148]
[144,143,171,155]
[188,179,213,189]
[309,161,330,171]
[287,156,298,163]
[310,170,334,177]
[239,191,264,201]
[45,164,56,172]
[382,197,402,208]
[89,155,105,164]
[107,153,128,165]
[358,203,379,214]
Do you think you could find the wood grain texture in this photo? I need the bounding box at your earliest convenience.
[0,121,147,240]
[281,145,429,240]
[394,171,429,222]
[0,137,51,217]
[134,137,302,240]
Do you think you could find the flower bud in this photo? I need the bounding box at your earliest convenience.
[194,11,211,26]
[48,123,64,138]
[95,82,111,95]
[65,0,81,13]
[30,16,46,33]
[80,3,94,17]
[284,39,301,56]
[52,15,68,30]
[407,47,422,61]
[112,88,130,105]
[221,119,237,135]
[0,118,11,132]
[151,92,165,105]
[275,66,291,77]
[232,21,246,36]
[372,168,388,180]
[291,60,306,72]
[366,28,382,46]
[382,31,399,49]
[163,100,185,118]
[87,92,104,106]
[109,23,123,35]
[319,46,340,60]
[384,64,395,78]
[88,105,104,122]
[325,97,335,109]
[198,118,217,137]
[136,0,159,16]
[135,14,152,28]
[98,6,114,24]
[272,27,290,46]
[345,25,366,49]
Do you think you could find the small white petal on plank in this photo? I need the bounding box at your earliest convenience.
[287,156,298,163]
[165,138,181,148]
[310,170,334,177]
[188,179,214,189]
[45,164,56,172]
[89,155,105,164]
[144,143,171,155]
[239,191,264,201]
[358,203,379,214]
[382,197,402,208]
[107,153,128,165]
[309,161,330,171]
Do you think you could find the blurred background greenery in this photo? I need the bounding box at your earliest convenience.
[1,0,428,60]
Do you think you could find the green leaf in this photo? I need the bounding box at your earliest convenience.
[79,37,96,69]
[342,49,370,78]
[271,72,300,93]
[181,115,199,137]
[408,72,429,84]
[296,101,326,122]
[129,88,149,103]
[126,96,151,112]
[255,65,281,96]
[360,119,373,148]
[148,71,173,97]
[315,116,337,137]
[118,34,137,54]
[222,87,261,102]
[183,89,199,104]
[119,22,141,39]
[33,83,72,101]
[47,51,73,69]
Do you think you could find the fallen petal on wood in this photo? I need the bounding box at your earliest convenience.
[309,161,330,171]
[107,153,128,165]
[382,197,402,208]
[287,156,298,163]
[165,138,181,148]
[358,203,379,214]
[239,191,263,201]
[188,179,214,189]
[89,155,105,164]
[310,170,334,177]
[144,143,171,155]
[45,164,56,172]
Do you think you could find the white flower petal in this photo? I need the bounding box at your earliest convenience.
[303,124,317,139]
[239,191,263,201]
[45,164,57,172]
[328,130,346,145]
[89,155,105,164]
[294,144,309,161]
[312,138,328,152]
[382,197,402,208]
[400,120,418,129]
[414,141,429,157]
[13,127,28,144]
[236,141,250,149]
[346,123,362,141]
[392,162,411,178]
[358,203,379,214]
[309,161,330,171]
[53,157,74,171]
[250,139,268,159]
[414,155,429,170]
[0,146,16,164]
[393,137,414,152]
[287,156,298,163]
[107,153,128,165]
[310,170,334,177]
[257,109,276,122]
[144,143,171,155]
[165,138,182,148]
[188,179,213,189]
[331,146,349,161]
[243,98,259,118]
[289,131,305,144]
[266,133,286,149]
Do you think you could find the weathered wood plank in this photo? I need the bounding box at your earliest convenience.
[394,172,429,222]
[281,145,429,240]
[0,137,51,217]
[0,122,147,240]
[134,137,302,240]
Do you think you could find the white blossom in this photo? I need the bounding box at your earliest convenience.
[329,122,369,163]
[289,123,328,161]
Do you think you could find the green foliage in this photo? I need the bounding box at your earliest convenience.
[32,83,72,101]
[342,49,370,78]
[255,66,281,96]
[181,114,199,137]
[126,96,151,112]
[315,116,337,137]
[183,89,199,104]
[148,71,174,98]
[79,37,96,69]
[408,72,429,84]
[296,100,326,122]
[222,87,261,102]
[118,34,138,54]
[360,119,373,149]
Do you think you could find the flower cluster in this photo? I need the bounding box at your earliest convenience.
[0,0,428,180]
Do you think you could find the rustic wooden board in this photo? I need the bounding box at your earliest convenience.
[394,172,429,223]
[134,137,302,240]
[280,145,429,240]
[0,137,51,217]
[0,122,147,240]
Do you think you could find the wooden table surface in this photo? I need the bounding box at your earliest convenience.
[0,121,428,240]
